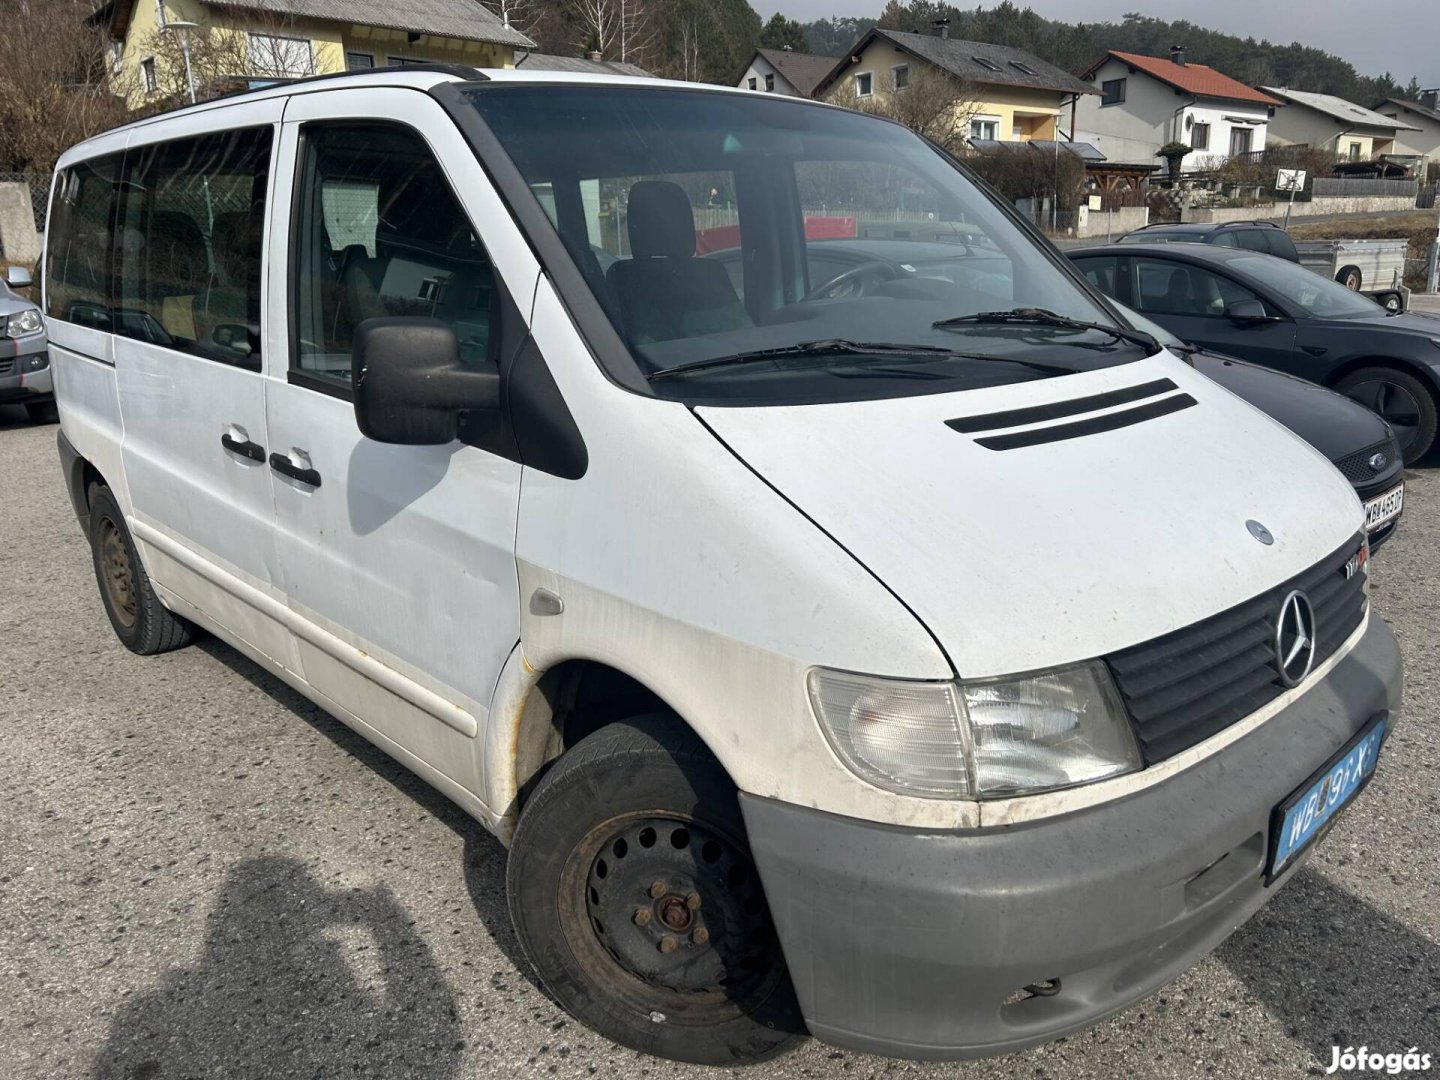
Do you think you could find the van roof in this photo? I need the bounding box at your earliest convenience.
[60,66,775,160]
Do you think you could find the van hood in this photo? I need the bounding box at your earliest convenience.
[698,352,1362,679]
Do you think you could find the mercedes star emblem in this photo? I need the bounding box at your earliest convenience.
[1274,590,1317,688]
[1246,519,1274,545]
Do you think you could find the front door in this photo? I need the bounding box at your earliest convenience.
[113,102,292,666]
[263,89,536,795]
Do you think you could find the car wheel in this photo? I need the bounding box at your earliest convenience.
[1334,367,1437,465]
[88,483,196,654]
[25,400,58,424]
[506,715,805,1066]
[1337,265,1363,290]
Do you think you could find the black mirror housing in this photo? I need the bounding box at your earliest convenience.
[352,317,500,445]
[1226,299,1268,322]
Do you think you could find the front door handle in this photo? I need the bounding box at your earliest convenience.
[269,451,322,488]
[221,432,266,462]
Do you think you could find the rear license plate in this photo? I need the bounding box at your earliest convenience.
[1364,483,1403,532]
[1267,715,1386,881]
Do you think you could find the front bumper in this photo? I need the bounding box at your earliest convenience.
[0,342,52,404]
[742,615,1402,1061]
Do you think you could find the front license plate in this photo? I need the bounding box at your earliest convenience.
[1267,715,1386,881]
[1364,483,1403,532]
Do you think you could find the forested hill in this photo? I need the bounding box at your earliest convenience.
[800,2,1424,105]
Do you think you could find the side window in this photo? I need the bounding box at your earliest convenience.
[45,153,123,330]
[1134,258,1263,317]
[1266,230,1298,260]
[1233,229,1269,252]
[115,127,273,371]
[292,123,494,389]
[1072,255,1121,300]
[1210,230,1239,247]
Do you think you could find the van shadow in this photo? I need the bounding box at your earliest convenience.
[164,637,538,977]
[1219,867,1440,1065]
[0,403,43,431]
[93,855,464,1080]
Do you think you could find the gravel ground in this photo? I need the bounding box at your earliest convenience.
[1,402,1436,1080]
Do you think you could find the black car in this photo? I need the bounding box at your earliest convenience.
[1113,301,1404,549]
[1068,242,1440,463]
[1117,220,1300,262]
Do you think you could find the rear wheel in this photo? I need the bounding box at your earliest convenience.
[1337,264,1363,290]
[1334,367,1438,465]
[88,484,196,654]
[25,400,58,424]
[506,715,804,1066]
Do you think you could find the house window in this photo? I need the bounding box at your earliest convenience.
[970,118,999,141]
[1009,60,1038,76]
[973,56,1002,72]
[346,52,375,71]
[140,57,157,92]
[108,41,124,73]
[1349,141,1362,160]
[765,73,774,92]
[387,56,437,67]
[893,64,909,90]
[1101,78,1126,105]
[747,76,757,89]
[1190,122,1210,150]
[249,32,314,78]
[1228,127,1253,156]
[855,72,873,97]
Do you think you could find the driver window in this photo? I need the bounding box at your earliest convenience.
[1134,258,1263,317]
[292,122,495,388]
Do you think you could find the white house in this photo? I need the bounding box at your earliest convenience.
[1264,88,1421,161]
[1372,92,1440,164]
[735,48,838,98]
[1075,47,1282,168]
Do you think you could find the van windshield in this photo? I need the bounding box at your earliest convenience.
[466,85,1151,404]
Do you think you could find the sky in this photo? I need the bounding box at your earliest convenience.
[771,0,1438,86]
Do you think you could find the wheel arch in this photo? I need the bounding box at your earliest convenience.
[57,429,109,532]
[1323,354,1440,399]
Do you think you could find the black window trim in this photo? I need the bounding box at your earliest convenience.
[44,149,126,357]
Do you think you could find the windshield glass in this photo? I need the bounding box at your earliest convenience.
[466,85,1148,405]
[1111,299,1188,350]
[1229,254,1385,319]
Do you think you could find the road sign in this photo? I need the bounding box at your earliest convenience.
[1276,169,1307,192]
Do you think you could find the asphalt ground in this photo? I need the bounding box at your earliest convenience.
[1,402,1436,1080]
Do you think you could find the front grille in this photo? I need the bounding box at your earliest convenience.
[0,356,13,376]
[1334,439,1398,484]
[1106,535,1368,765]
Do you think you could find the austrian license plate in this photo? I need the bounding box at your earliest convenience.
[1267,715,1386,881]
[1364,483,1403,532]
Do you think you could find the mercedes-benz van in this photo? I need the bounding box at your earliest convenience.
[47,67,1402,1066]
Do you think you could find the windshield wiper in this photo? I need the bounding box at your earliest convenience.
[932,307,1160,353]
[647,338,1079,381]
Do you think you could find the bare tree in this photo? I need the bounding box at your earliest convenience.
[481,0,543,40]
[567,0,618,55]
[122,9,313,107]
[829,64,982,154]
[616,0,657,64]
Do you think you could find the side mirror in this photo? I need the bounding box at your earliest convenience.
[1226,299,1269,322]
[6,266,32,289]
[352,317,500,445]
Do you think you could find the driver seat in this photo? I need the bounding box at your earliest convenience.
[606,181,750,344]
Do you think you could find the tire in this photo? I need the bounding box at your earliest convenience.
[87,483,196,654]
[1334,367,1438,465]
[506,715,805,1066]
[1337,264,1363,290]
[25,400,58,424]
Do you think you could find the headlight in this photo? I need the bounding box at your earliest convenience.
[7,309,42,338]
[808,662,1141,800]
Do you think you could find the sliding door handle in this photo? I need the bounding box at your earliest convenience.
[269,452,322,488]
[220,432,265,462]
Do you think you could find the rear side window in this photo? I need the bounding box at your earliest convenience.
[1265,229,1298,260]
[291,122,495,390]
[1233,230,1269,253]
[46,154,123,330]
[1209,231,1239,248]
[115,127,273,371]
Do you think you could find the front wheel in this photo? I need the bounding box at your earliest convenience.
[1334,366,1438,465]
[506,715,805,1066]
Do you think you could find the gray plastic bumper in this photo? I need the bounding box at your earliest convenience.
[741,615,1402,1061]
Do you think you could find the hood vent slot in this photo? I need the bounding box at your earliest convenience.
[947,377,1178,433]
[975,394,1196,450]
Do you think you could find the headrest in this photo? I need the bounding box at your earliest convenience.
[627,180,696,259]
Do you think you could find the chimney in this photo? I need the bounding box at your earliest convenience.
[1170,44,1186,67]
[1421,88,1440,110]
[586,50,602,61]
[932,18,950,39]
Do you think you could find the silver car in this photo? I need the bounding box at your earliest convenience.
[0,267,53,423]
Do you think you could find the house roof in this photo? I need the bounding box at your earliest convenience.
[1088,50,1281,107]
[515,52,650,78]
[817,28,1094,98]
[751,48,837,97]
[109,0,533,48]
[1262,87,1420,130]
[1373,97,1440,125]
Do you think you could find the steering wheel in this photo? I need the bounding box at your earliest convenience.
[803,260,901,302]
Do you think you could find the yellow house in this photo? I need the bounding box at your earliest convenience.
[95,0,533,106]
[813,27,1095,144]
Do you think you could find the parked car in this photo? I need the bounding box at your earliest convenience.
[1118,220,1300,260]
[1110,300,1404,548]
[48,67,1400,1066]
[0,267,54,423]
[1069,241,1440,463]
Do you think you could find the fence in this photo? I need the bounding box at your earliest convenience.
[1311,177,1419,199]
[1418,184,1437,210]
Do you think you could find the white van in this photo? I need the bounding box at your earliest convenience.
[46,67,1401,1066]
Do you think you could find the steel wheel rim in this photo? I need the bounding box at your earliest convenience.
[558,812,787,1026]
[98,517,137,628]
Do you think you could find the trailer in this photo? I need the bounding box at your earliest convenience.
[1295,238,1408,291]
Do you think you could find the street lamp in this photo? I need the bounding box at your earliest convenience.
[161,19,199,104]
